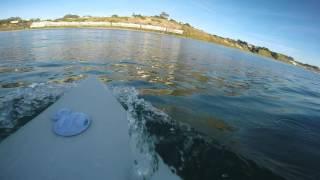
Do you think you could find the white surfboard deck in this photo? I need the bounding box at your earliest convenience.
[0,76,180,180]
[0,77,134,180]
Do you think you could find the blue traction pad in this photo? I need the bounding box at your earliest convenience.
[52,108,91,137]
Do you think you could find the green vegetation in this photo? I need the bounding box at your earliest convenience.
[0,17,31,31]
[0,13,318,72]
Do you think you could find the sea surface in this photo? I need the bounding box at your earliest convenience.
[0,29,319,180]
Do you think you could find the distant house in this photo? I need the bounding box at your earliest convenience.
[10,20,19,24]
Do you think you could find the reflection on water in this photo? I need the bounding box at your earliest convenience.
[0,29,320,180]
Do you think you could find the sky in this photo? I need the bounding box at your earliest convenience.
[0,0,319,66]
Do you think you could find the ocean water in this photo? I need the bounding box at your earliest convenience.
[0,29,319,180]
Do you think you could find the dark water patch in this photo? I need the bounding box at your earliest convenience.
[119,60,146,66]
[35,61,72,68]
[238,114,320,180]
[0,81,30,88]
[240,126,320,180]
[147,119,285,180]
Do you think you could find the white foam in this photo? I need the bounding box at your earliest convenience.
[111,86,180,180]
[0,82,74,128]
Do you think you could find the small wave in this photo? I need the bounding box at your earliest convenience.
[112,86,170,179]
[111,85,285,180]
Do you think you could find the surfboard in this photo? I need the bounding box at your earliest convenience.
[0,76,181,180]
[0,76,134,179]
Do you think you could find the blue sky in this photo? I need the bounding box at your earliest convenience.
[1,0,319,66]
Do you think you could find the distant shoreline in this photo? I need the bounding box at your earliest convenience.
[0,15,319,73]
